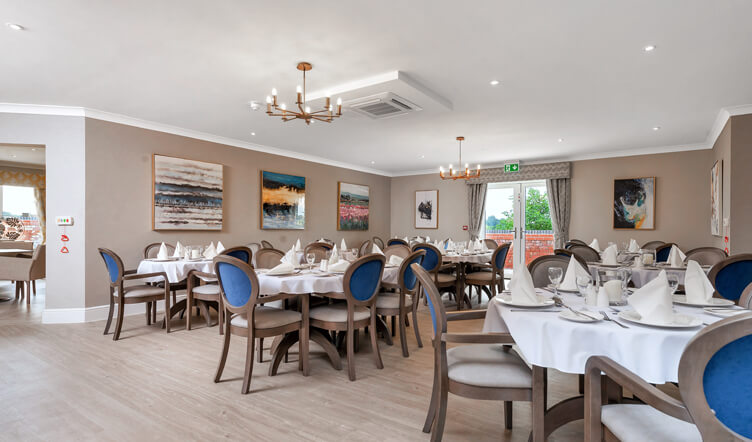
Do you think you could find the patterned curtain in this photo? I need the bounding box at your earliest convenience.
[467,161,570,184]
[0,166,46,242]
[467,183,488,240]
[546,178,570,249]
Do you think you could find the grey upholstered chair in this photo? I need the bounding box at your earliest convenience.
[384,244,410,261]
[0,244,45,303]
[358,239,372,257]
[372,236,385,249]
[254,248,284,269]
[641,240,665,250]
[684,247,727,267]
[527,255,570,288]
[568,244,601,263]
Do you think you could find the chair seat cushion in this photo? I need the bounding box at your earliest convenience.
[116,285,165,298]
[446,344,531,389]
[601,404,701,442]
[192,284,219,295]
[230,307,302,330]
[465,271,497,283]
[436,273,458,284]
[375,294,411,310]
[309,304,371,323]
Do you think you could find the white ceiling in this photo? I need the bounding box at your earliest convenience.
[0,144,45,168]
[2,0,752,174]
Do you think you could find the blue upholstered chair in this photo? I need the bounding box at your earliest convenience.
[584,313,752,441]
[465,243,510,304]
[308,254,386,381]
[375,250,425,357]
[655,243,677,263]
[412,263,540,442]
[98,248,171,341]
[213,255,308,394]
[708,254,752,302]
[387,238,408,247]
[412,243,460,308]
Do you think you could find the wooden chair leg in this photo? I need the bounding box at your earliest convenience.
[214,316,231,383]
[146,302,152,325]
[504,401,513,429]
[399,311,409,358]
[152,301,157,323]
[186,293,193,331]
[423,357,439,433]
[391,315,396,337]
[241,331,256,394]
[25,281,31,305]
[218,301,223,335]
[32,280,36,295]
[113,298,125,341]
[369,313,384,370]
[346,325,356,381]
[257,338,265,363]
[104,296,115,335]
[412,302,423,348]
[431,375,449,442]
[164,291,171,333]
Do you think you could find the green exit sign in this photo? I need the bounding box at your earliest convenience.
[504,162,520,173]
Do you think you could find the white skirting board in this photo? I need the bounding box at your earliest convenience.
[42,295,187,324]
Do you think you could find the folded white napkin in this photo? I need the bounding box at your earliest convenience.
[329,260,350,272]
[425,236,430,242]
[508,265,539,305]
[330,245,339,265]
[467,241,475,252]
[173,241,185,258]
[216,241,225,254]
[684,260,714,304]
[204,243,217,259]
[372,244,384,255]
[601,244,618,265]
[415,236,422,243]
[668,245,686,267]
[437,240,445,250]
[628,239,640,253]
[589,238,601,252]
[388,255,404,267]
[157,242,169,260]
[295,239,302,252]
[267,262,295,275]
[340,238,347,250]
[281,246,297,266]
[628,270,674,324]
[319,238,326,243]
[403,236,409,242]
[560,256,591,291]
[447,240,454,250]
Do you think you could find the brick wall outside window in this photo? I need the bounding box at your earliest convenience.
[485,230,554,268]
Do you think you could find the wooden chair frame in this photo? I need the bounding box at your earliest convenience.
[411,243,461,308]
[372,236,385,249]
[358,239,372,257]
[465,243,510,303]
[260,240,274,249]
[739,282,752,309]
[641,240,665,250]
[654,242,678,263]
[527,254,570,288]
[387,238,408,247]
[213,255,309,394]
[707,253,752,301]
[303,243,330,264]
[554,248,589,270]
[383,244,411,261]
[412,263,542,442]
[683,247,727,266]
[254,248,285,269]
[99,248,171,341]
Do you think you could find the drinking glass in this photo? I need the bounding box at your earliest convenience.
[620,267,633,296]
[576,275,592,297]
[306,253,316,270]
[548,267,563,296]
[667,273,679,295]
[351,248,358,260]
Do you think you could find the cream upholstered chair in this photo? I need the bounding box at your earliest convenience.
[383,244,410,262]
[0,244,45,303]
[303,243,330,264]
[413,263,541,441]
[358,239,372,257]
[254,248,284,269]
[584,313,752,442]
[372,236,385,249]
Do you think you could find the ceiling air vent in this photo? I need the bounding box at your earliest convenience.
[346,92,422,119]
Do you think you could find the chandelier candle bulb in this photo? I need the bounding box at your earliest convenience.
[439,136,481,180]
[265,62,343,125]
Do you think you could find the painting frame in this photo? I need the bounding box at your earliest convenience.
[337,182,370,231]
[260,170,306,230]
[613,177,655,230]
[415,189,439,229]
[711,160,722,236]
[152,154,223,231]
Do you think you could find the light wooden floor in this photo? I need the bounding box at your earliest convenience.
[0,281,587,441]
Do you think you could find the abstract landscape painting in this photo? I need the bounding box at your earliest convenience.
[613,177,655,230]
[153,155,223,230]
[415,189,438,229]
[338,182,369,230]
[261,171,305,230]
[710,160,722,236]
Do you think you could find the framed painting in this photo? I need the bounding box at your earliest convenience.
[613,177,655,230]
[260,170,305,230]
[415,189,439,229]
[152,154,223,230]
[337,182,369,231]
[711,160,722,236]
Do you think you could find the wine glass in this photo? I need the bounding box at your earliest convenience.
[667,273,679,295]
[306,253,316,270]
[576,275,591,297]
[351,248,358,260]
[620,267,633,296]
[548,267,564,296]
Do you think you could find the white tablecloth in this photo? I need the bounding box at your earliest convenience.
[442,252,493,264]
[482,290,723,384]
[137,259,213,283]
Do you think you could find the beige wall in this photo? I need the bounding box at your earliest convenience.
[390,174,471,242]
[84,118,390,307]
[729,114,752,253]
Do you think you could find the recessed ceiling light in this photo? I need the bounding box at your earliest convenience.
[652,126,661,131]
[557,138,564,143]
[420,155,425,159]
[5,23,24,31]
[370,161,375,165]
[644,45,656,52]
[31,148,36,151]
[489,80,500,86]
[11,154,17,158]
[251,132,256,136]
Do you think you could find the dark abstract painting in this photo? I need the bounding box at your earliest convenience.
[613,177,655,230]
[261,171,305,230]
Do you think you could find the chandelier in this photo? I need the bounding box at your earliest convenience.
[439,137,481,180]
[266,62,342,125]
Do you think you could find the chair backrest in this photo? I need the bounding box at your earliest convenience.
[98,248,124,284]
[554,248,588,269]
[708,254,752,301]
[412,243,442,273]
[372,236,385,249]
[254,248,284,269]
[344,254,385,305]
[411,263,447,340]
[568,244,601,263]
[655,243,677,263]
[399,250,426,294]
[387,238,408,247]
[641,240,665,250]
[260,240,274,249]
[144,242,175,259]
[29,244,46,279]
[491,243,511,272]
[308,241,333,250]
[246,243,261,266]
[527,255,570,288]
[739,283,752,309]
[303,244,330,262]
[221,246,252,264]
[568,239,587,246]
[213,255,259,314]
[678,313,752,440]
[685,247,727,267]
[358,240,371,257]
[483,238,498,250]
[384,244,410,261]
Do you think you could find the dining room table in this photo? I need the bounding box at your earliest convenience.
[482,288,743,440]
[0,248,33,256]
[441,250,493,309]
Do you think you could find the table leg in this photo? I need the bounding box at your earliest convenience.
[375,316,393,346]
[268,329,342,376]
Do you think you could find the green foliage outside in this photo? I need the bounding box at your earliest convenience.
[485,188,552,231]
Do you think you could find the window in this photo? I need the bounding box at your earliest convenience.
[1,185,40,241]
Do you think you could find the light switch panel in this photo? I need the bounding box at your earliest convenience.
[55,216,74,226]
